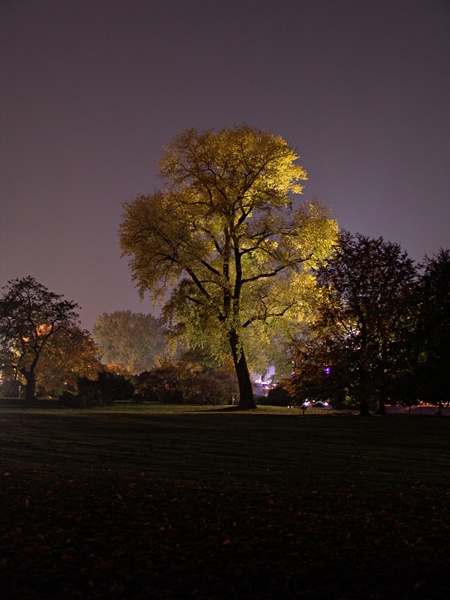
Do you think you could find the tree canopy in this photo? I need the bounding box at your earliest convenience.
[288,232,418,414]
[120,125,338,408]
[0,276,80,400]
[36,326,102,396]
[415,249,450,408]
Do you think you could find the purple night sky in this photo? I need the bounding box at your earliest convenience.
[1,0,449,332]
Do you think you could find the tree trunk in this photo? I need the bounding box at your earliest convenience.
[357,369,371,416]
[229,329,256,410]
[358,397,371,416]
[376,395,388,416]
[22,369,37,401]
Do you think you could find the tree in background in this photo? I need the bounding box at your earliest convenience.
[0,276,80,400]
[35,326,102,396]
[120,125,338,409]
[289,232,418,414]
[414,249,450,410]
[93,310,167,374]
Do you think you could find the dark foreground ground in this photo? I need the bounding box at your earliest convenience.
[1,407,449,599]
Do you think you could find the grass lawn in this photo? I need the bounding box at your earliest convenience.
[1,404,449,599]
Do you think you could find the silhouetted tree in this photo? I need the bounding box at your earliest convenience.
[415,249,450,411]
[289,232,418,415]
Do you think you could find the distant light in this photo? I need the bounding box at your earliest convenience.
[324,367,331,375]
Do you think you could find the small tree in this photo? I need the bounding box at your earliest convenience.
[120,125,338,409]
[36,326,102,396]
[0,277,80,400]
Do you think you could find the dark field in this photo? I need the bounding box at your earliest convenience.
[1,406,449,599]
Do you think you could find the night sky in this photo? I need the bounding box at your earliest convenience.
[1,0,449,332]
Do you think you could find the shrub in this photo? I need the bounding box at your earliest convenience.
[0,378,21,398]
[78,371,135,401]
[134,363,238,405]
[59,389,113,408]
[133,366,181,403]
[260,386,295,407]
[58,371,134,408]
[184,370,238,405]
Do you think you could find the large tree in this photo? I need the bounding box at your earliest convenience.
[93,310,167,374]
[290,232,418,414]
[415,249,450,410]
[0,276,80,400]
[120,125,338,408]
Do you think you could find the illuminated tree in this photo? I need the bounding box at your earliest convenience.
[93,310,167,374]
[120,125,338,408]
[36,326,102,395]
[0,276,80,400]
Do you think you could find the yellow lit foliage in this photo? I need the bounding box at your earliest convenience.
[120,126,338,404]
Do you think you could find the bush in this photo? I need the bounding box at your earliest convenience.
[0,378,21,398]
[260,386,295,407]
[133,363,238,405]
[78,371,135,401]
[133,366,181,403]
[59,389,113,408]
[184,370,238,405]
[58,371,134,408]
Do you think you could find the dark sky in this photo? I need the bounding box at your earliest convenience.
[1,0,449,332]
